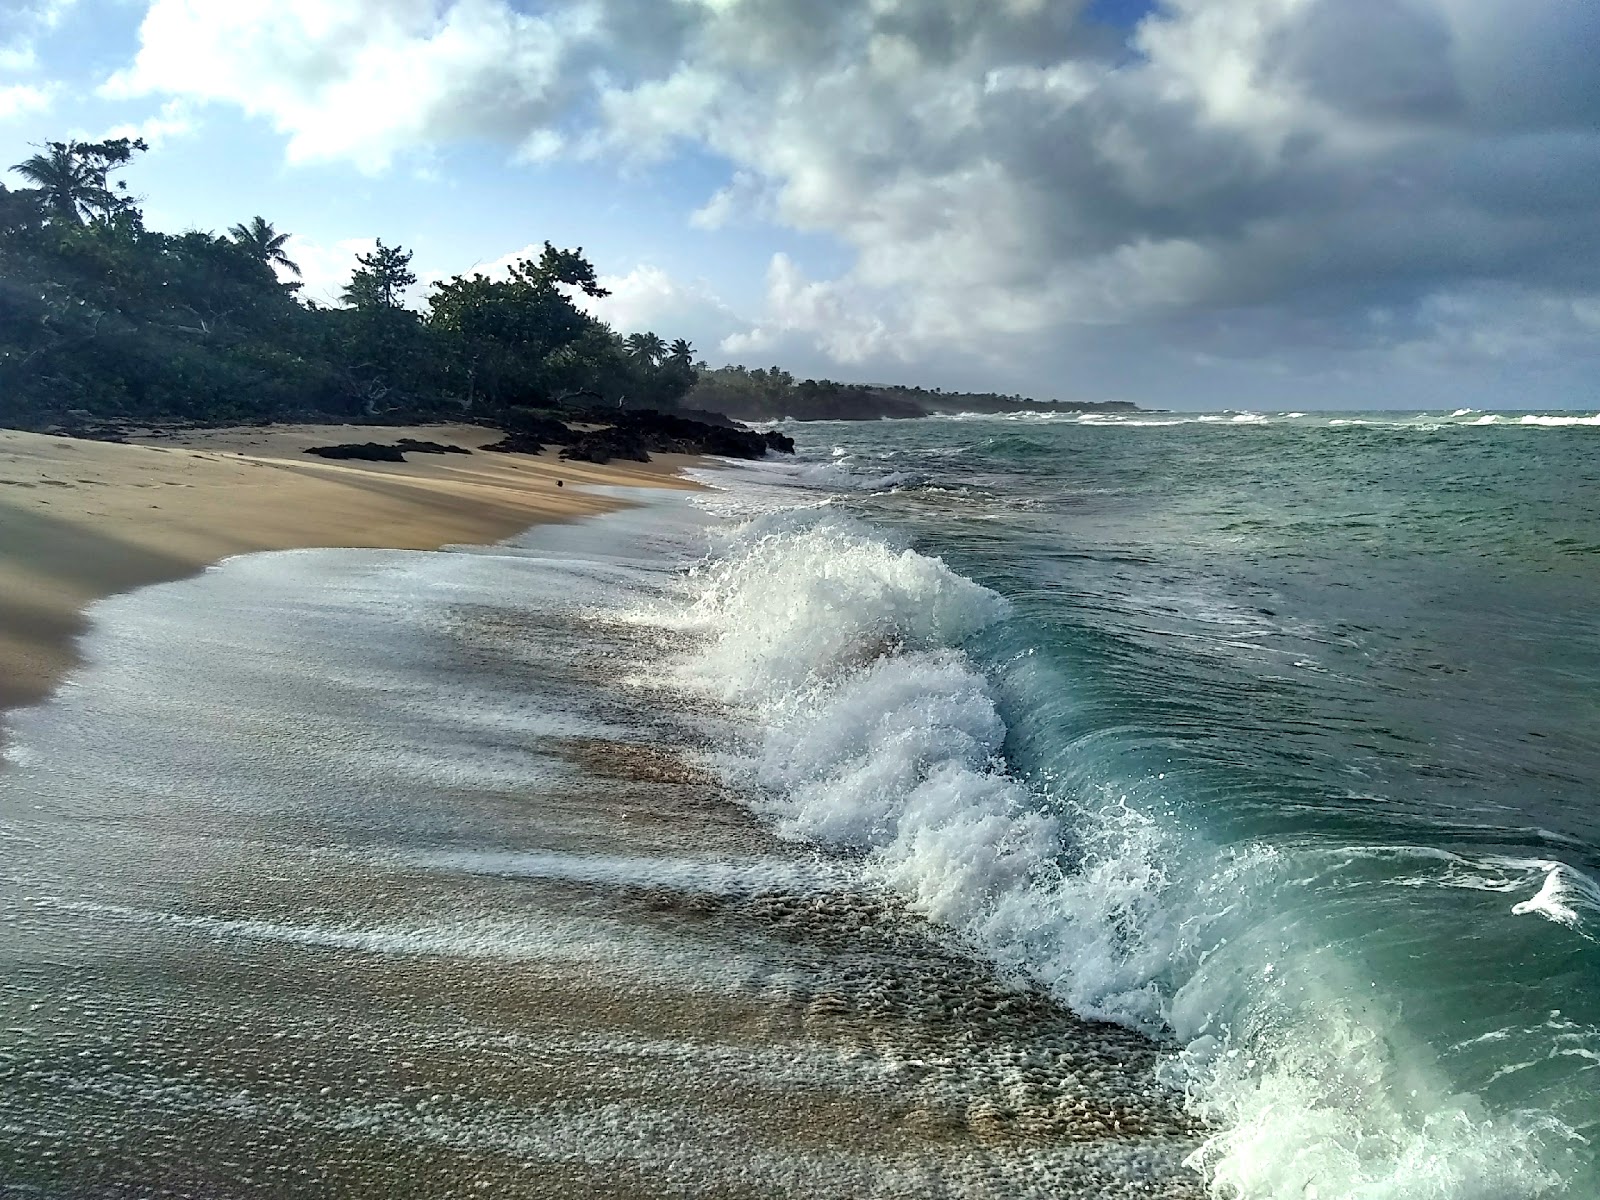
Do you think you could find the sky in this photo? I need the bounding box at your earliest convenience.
[1,0,1597,410]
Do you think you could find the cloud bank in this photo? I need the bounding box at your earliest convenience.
[102,0,1600,403]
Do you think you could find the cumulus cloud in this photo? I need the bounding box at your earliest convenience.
[0,82,51,121]
[724,254,898,364]
[579,262,749,343]
[102,0,1600,399]
[105,98,194,148]
[0,0,75,84]
[284,234,378,306]
[102,0,600,172]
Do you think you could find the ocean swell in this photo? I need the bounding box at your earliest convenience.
[635,507,1581,1198]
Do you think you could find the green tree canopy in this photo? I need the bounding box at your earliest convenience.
[625,331,667,366]
[0,130,705,429]
[341,239,416,310]
[228,216,300,279]
[10,138,148,226]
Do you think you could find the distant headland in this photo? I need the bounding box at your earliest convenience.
[686,365,1138,422]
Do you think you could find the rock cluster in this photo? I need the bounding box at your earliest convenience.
[304,439,472,462]
[483,408,795,465]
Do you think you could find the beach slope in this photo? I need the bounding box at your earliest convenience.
[0,423,698,717]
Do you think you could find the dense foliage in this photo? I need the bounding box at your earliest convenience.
[0,138,699,431]
[686,365,1137,421]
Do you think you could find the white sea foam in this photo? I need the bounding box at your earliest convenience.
[633,497,1584,1199]
[1511,865,1600,933]
[1518,413,1600,427]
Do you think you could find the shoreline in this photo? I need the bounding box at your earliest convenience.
[0,422,703,725]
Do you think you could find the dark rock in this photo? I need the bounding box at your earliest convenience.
[485,407,794,464]
[560,428,652,464]
[480,432,546,455]
[304,442,407,462]
[671,405,742,430]
[394,438,471,455]
[499,411,579,444]
[605,409,793,459]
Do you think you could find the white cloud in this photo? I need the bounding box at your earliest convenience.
[0,82,50,121]
[101,0,1600,400]
[581,262,747,342]
[105,99,195,148]
[723,254,896,364]
[284,234,377,306]
[0,0,76,78]
[103,0,599,173]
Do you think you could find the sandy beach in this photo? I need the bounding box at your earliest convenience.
[0,423,700,720]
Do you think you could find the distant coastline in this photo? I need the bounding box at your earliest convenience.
[685,364,1139,423]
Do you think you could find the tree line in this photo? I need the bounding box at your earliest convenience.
[685,364,1135,421]
[0,137,699,430]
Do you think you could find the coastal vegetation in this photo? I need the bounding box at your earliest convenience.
[0,136,1127,434]
[0,137,700,434]
[686,365,1137,421]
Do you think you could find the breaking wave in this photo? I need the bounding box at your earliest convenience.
[634,506,1587,1199]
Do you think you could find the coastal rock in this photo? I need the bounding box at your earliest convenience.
[394,439,471,455]
[499,412,579,445]
[486,408,794,463]
[480,432,547,455]
[560,429,652,464]
[304,442,407,463]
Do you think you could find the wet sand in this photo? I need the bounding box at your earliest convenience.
[0,516,1205,1197]
[0,423,699,717]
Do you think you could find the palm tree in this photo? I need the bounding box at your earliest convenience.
[11,142,111,225]
[668,337,693,365]
[625,331,667,366]
[228,216,301,278]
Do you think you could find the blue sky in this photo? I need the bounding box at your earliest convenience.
[3,0,1598,410]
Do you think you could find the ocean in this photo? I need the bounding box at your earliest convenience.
[1,408,1597,1197]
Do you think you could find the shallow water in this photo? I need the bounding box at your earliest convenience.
[0,490,1202,1197]
[681,410,1600,1198]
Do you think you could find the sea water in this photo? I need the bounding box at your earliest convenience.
[1,409,1596,1198]
[654,409,1600,1197]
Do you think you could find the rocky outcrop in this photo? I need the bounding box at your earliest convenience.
[304,442,407,462]
[479,432,549,455]
[559,428,652,464]
[305,439,470,462]
[394,438,471,455]
[487,407,796,464]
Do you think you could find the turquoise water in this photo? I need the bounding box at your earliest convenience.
[683,409,1600,1196]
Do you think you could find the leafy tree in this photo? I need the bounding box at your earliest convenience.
[427,247,611,409]
[521,241,610,298]
[341,239,415,310]
[0,131,714,430]
[228,216,300,278]
[10,138,148,225]
[625,331,667,366]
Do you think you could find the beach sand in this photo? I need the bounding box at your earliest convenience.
[0,422,699,718]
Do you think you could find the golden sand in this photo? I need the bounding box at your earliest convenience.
[0,423,699,716]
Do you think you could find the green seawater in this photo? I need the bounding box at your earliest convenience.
[771,409,1600,1197]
